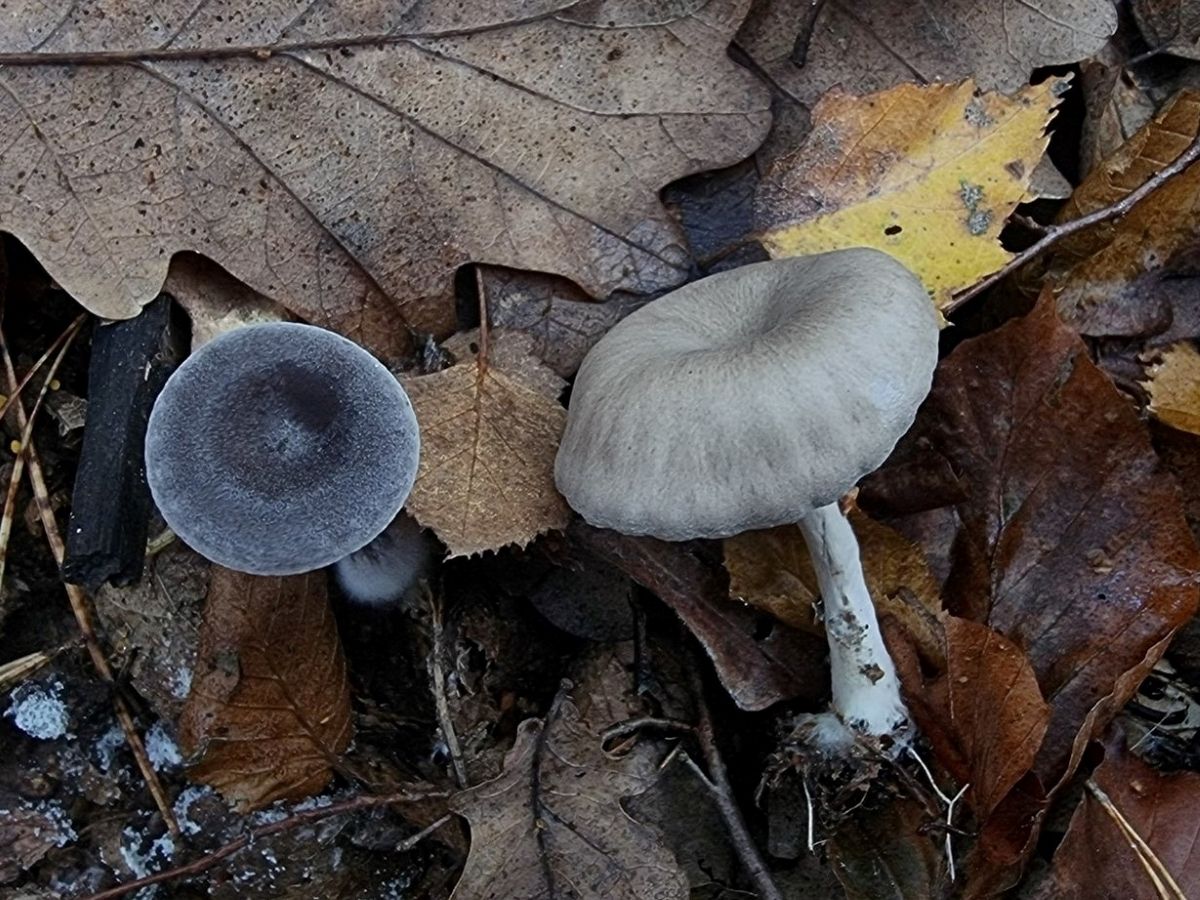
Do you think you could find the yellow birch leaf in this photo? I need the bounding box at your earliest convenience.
[754,78,1068,308]
[1146,342,1200,436]
[724,508,945,666]
[402,334,569,557]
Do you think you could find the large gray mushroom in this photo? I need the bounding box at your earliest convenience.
[145,322,420,577]
[555,248,938,746]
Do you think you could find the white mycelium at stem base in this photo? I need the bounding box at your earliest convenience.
[799,503,909,740]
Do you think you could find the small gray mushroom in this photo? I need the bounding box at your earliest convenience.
[333,513,432,606]
[145,322,420,576]
[555,248,939,746]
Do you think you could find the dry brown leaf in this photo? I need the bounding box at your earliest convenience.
[1053,90,1200,325]
[178,566,352,811]
[0,1,769,360]
[755,79,1065,309]
[827,795,947,900]
[1146,342,1200,435]
[737,0,1112,161]
[402,335,569,557]
[724,508,944,665]
[449,661,687,900]
[1080,37,1160,177]
[164,254,291,350]
[902,617,1051,823]
[572,522,830,712]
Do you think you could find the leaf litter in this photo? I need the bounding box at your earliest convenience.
[5,1,1200,897]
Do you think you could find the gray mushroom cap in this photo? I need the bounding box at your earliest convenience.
[145,322,420,575]
[553,248,939,540]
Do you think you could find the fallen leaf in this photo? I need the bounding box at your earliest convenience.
[178,566,353,811]
[907,617,1051,822]
[1080,36,1160,177]
[736,0,1112,161]
[94,543,207,720]
[1040,739,1200,899]
[480,267,647,378]
[827,795,946,900]
[402,333,569,557]
[449,664,688,900]
[754,79,1066,308]
[1146,342,1200,435]
[571,522,828,711]
[0,1,770,360]
[0,796,75,884]
[869,294,1200,790]
[1053,90,1200,325]
[164,254,291,351]
[724,508,944,664]
[1134,0,1200,59]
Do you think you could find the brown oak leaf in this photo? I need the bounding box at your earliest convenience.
[0,1,769,360]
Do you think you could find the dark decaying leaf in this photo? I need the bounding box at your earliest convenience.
[869,294,1200,790]
[448,653,688,900]
[93,543,207,720]
[1133,0,1200,59]
[570,522,828,711]
[1039,738,1200,899]
[480,266,648,378]
[0,795,76,884]
[178,566,353,811]
[827,795,947,900]
[0,0,769,360]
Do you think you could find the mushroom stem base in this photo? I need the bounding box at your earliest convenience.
[798,502,909,741]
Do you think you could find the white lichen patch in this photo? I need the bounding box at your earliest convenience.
[173,785,217,837]
[5,679,71,740]
[145,721,182,771]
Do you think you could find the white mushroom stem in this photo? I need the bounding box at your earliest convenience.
[798,502,910,739]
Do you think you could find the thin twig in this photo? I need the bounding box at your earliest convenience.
[1086,778,1187,900]
[0,644,76,690]
[79,787,449,900]
[601,715,696,745]
[0,316,83,592]
[475,266,490,369]
[396,813,453,852]
[687,657,784,900]
[946,131,1200,314]
[426,585,468,789]
[0,328,180,836]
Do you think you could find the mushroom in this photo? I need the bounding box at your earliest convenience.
[333,513,432,606]
[554,248,938,748]
[145,322,420,576]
